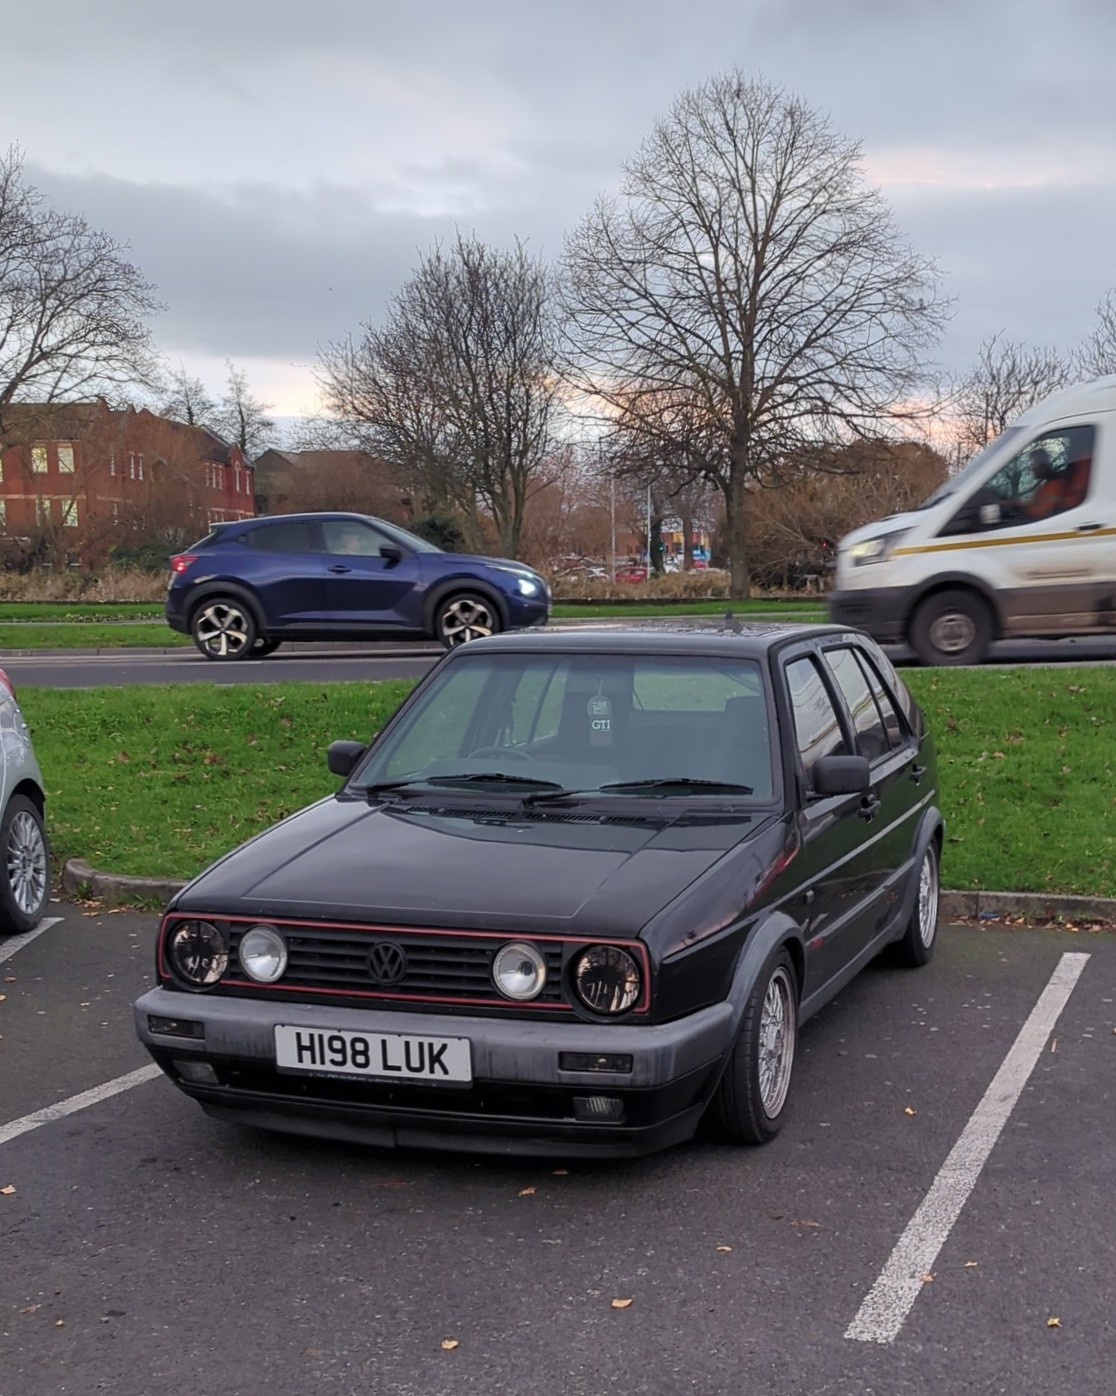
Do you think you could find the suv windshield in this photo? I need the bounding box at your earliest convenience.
[353,651,774,800]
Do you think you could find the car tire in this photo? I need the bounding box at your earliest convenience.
[0,794,50,936]
[891,841,940,968]
[709,948,798,1146]
[251,638,281,658]
[434,592,502,648]
[908,589,993,667]
[191,597,259,661]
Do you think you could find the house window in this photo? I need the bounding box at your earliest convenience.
[129,453,136,479]
[111,501,119,518]
[0,499,7,527]
[31,444,48,473]
[58,443,75,473]
[36,498,50,525]
[110,452,117,477]
[234,464,241,493]
[137,454,144,481]
[62,499,78,528]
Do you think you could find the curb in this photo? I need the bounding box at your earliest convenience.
[63,855,1116,922]
[3,643,444,659]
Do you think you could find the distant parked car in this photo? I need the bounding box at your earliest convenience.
[165,513,551,659]
[615,564,648,584]
[134,622,942,1158]
[0,668,50,936]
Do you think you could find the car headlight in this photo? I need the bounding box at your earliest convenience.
[492,941,548,1000]
[847,529,910,566]
[238,924,288,983]
[168,920,228,989]
[515,577,540,597]
[573,945,642,1015]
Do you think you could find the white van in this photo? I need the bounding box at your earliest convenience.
[827,376,1116,664]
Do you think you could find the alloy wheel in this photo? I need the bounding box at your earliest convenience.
[7,810,47,917]
[757,965,796,1117]
[194,602,252,658]
[440,597,496,646]
[918,847,940,948]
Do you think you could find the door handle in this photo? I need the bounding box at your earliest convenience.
[909,763,927,785]
[327,564,352,573]
[1075,522,1104,533]
[857,795,881,822]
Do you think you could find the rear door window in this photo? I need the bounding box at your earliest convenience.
[245,520,319,554]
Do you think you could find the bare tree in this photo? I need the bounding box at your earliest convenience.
[954,332,1072,454]
[0,148,161,439]
[562,72,947,598]
[159,363,216,428]
[318,234,564,557]
[1076,290,1116,380]
[213,361,276,457]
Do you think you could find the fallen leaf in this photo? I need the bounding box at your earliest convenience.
[716,1245,733,1253]
[518,1186,537,1197]
[611,1298,633,1310]
[55,1320,65,1327]
[1050,1039,1058,1053]
[441,1339,460,1351]
[1046,1317,1062,1329]
[552,1168,569,1176]
[964,1261,979,1269]
[0,994,6,1003]
[1,1185,16,1196]
[19,1305,40,1315]
[790,1219,822,1229]
[904,1107,917,1117]
[3,975,15,983]
[921,1273,935,1284]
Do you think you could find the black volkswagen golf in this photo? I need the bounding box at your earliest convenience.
[134,624,943,1158]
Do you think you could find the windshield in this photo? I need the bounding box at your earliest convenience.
[373,517,444,554]
[354,651,774,800]
[917,427,1025,509]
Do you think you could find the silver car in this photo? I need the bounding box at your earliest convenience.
[0,667,49,935]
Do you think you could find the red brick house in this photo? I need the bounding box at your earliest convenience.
[0,401,255,562]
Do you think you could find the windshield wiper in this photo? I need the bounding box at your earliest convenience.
[423,772,565,791]
[599,777,755,796]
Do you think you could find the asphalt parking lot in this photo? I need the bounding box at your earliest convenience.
[1,909,1113,1396]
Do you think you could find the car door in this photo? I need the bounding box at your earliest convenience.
[819,642,924,937]
[316,518,422,628]
[780,651,877,999]
[239,518,327,627]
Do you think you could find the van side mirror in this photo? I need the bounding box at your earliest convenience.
[327,740,367,778]
[812,754,870,797]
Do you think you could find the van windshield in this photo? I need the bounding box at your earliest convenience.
[917,427,1024,509]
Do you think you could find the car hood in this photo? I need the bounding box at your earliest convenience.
[175,796,773,938]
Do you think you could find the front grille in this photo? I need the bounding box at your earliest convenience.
[224,923,569,1008]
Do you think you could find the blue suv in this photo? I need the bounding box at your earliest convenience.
[166,512,551,660]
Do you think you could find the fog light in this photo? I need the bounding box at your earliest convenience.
[173,1058,219,1085]
[573,1095,625,1122]
[147,1015,204,1039]
[559,1052,633,1074]
[238,925,288,983]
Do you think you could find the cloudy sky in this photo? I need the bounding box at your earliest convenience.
[5,0,1115,430]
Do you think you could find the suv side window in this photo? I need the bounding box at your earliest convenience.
[245,521,318,554]
[785,656,847,776]
[941,424,1094,535]
[822,647,890,762]
[321,520,395,557]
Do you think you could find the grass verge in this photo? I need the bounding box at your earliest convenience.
[0,623,190,649]
[15,667,1116,898]
[0,602,162,621]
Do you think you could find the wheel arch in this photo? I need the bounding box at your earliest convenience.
[9,779,45,818]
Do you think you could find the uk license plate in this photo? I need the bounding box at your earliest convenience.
[274,1026,472,1082]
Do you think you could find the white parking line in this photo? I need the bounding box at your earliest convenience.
[0,1063,162,1147]
[0,916,63,964]
[845,950,1090,1345]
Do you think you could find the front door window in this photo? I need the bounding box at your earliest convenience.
[942,425,1094,535]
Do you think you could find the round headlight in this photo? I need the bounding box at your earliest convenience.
[492,941,547,1001]
[238,924,288,983]
[573,945,642,1015]
[168,920,228,988]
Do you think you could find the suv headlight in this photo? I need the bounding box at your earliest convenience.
[847,529,911,566]
[515,577,540,597]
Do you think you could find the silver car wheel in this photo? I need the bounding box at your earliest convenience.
[195,602,252,658]
[7,809,47,916]
[757,965,796,1117]
[440,597,496,646]
[928,610,977,656]
[918,847,940,948]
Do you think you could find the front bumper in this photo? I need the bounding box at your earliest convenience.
[827,585,915,645]
[135,988,734,1158]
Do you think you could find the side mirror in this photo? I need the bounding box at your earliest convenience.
[978,501,1001,526]
[380,544,403,567]
[327,740,367,778]
[811,753,870,797]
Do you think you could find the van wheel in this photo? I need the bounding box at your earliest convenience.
[908,589,992,666]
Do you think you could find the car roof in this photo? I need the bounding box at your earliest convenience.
[460,621,856,659]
